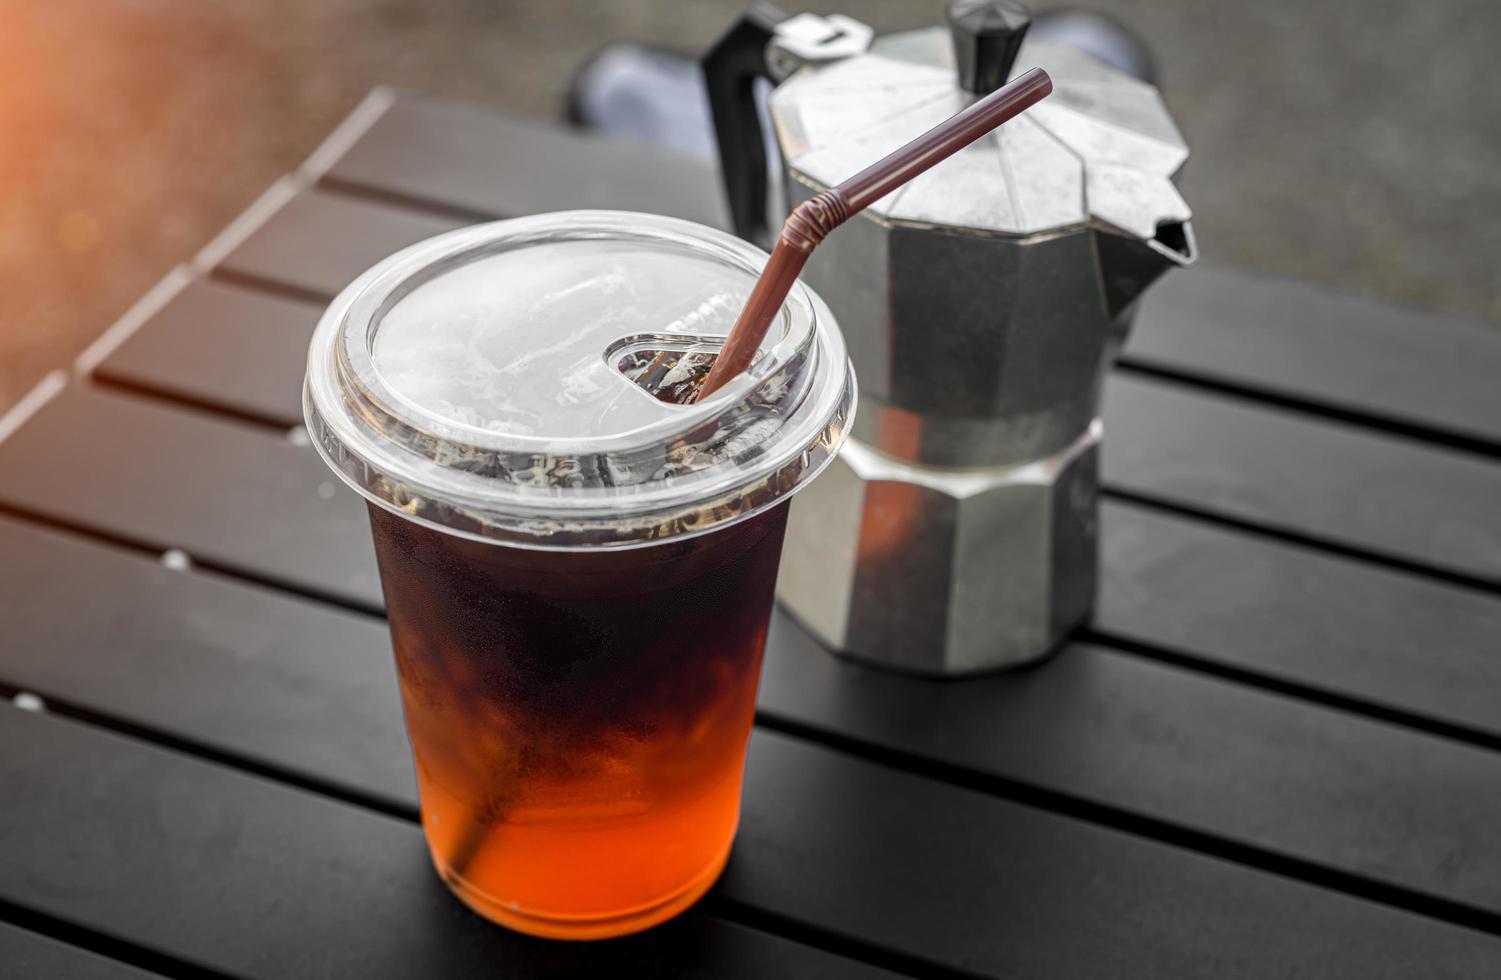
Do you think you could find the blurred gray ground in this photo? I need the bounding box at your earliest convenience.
[2,0,1498,413]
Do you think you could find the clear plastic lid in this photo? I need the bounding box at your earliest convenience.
[304,211,855,549]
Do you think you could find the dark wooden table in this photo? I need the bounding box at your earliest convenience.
[3,89,1500,978]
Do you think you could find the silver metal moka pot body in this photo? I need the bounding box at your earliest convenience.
[705,1,1195,673]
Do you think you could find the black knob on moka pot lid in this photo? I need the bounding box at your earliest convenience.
[947,0,1032,93]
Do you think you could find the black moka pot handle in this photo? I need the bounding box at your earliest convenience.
[701,2,788,248]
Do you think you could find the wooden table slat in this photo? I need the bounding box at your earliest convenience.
[0,383,383,611]
[759,620,1501,915]
[1125,263,1501,448]
[0,516,410,810]
[1104,374,1501,584]
[1098,500,1501,741]
[216,188,461,302]
[0,705,892,980]
[4,411,1501,919]
[314,92,727,229]
[0,922,160,980]
[0,678,1495,978]
[95,278,322,429]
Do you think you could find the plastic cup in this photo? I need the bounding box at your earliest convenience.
[304,211,854,940]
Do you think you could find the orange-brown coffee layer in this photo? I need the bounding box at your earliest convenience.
[368,503,788,938]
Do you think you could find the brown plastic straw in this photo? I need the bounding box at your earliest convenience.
[695,67,1053,401]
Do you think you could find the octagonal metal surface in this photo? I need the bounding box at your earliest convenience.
[769,27,1189,239]
[777,424,1100,674]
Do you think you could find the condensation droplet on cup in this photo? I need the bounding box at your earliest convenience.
[161,549,193,572]
[317,481,336,500]
[11,692,45,713]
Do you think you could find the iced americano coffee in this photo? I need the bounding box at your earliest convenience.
[303,212,854,939]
